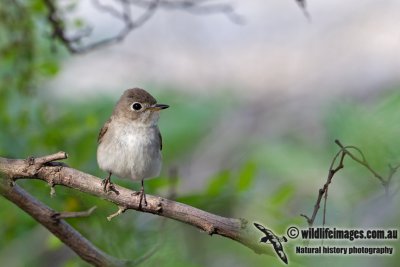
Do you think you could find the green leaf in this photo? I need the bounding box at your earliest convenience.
[269,184,295,206]
[207,170,230,196]
[30,0,45,13]
[235,161,256,192]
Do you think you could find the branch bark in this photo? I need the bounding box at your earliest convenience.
[0,172,126,267]
[0,152,272,266]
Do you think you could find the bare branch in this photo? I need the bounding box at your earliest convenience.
[52,206,97,220]
[156,0,243,24]
[126,0,243,23]
[0,175,126,267]
[82,0,160,53]
[295,0,311,20]
[388,163,400,187]
[335,141,387,187]
[44,0,242,54]
[44,0,79,53]
[300,149,345,227]
[107,205,128,221]
[0,153,274,262]
[301,139,398,227]
[43,0,312,54]
[92,0,126,20]
[29,151,68,165]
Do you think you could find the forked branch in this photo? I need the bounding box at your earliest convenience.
[0,176,126,267]
[0,152,272,266]
[301,139,398,227]
[43,0,243,54]
[43,0,309,54]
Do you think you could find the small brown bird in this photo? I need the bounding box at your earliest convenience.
[97,88,169,208]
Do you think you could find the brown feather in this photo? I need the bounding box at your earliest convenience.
[98,118,111,144]
[158,129,163,151]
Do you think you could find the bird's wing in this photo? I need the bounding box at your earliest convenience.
[98,118,111,144]
[158,128,163,151]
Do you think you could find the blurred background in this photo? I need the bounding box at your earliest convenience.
[0,0,399,266]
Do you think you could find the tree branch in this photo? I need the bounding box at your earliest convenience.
[51,206,97,220]
[42,0,311,54]
[0,152,272,265]
[301,139,398,227]
[0,173,126,267]
[300,148,345,226]
[43,0,243,54]
[295,0,311,20]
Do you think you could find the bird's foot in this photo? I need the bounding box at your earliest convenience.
[140,189,148,208]
[132,189,147,209]
[101,177,119,195]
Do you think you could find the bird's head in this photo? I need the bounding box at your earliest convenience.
[113,88,169,126]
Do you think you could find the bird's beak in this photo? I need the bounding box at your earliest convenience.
[149,103,169,111]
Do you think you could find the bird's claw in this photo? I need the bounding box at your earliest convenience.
[138,189,147,209]
[101,179,119,195]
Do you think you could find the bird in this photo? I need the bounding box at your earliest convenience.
[97,88,169,208]
[254,223,288,264]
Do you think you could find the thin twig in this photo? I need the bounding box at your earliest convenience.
[301,139,398,227]
[335,141,386,186]
[127,0,243,23]
[44,0,242,54]
[52,206,97,220]
[92,0,125,19]
[30,151,68,166]
[300,149,345,226]
[387,164,400,194]
[107,205,128,221]
[83,0,160,53]
[295,0,311,20]
[322,187,328,226]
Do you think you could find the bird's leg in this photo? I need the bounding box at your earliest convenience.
[101,172,119,194]
[138,179,148,208]
[101,172,112,192]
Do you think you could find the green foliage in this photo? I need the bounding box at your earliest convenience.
[0,0,62,95]
[157,90,228,162]
[2,88,400,267]
[325,91,400,172]
[236,161,257,192]
[321,91,400,205]
[207,170,231,196]
[268,183,295,206]
[0,3,399,265]
[0,87,240,265]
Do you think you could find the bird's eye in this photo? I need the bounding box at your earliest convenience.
[131,102,142,111]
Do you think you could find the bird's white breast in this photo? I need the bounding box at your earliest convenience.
[97,121,162,181]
